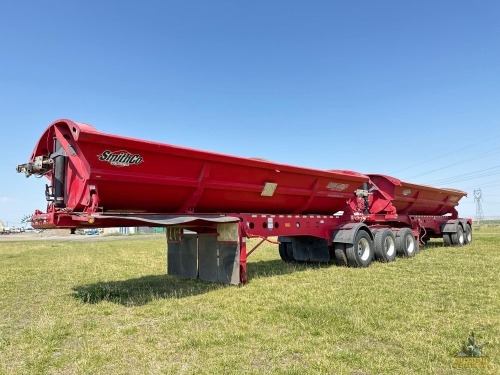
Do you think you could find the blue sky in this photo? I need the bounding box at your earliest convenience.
[1,1,499,226]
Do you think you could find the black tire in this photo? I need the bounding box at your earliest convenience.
[334,243,348,267]
[464,224,472,245]
[346,231,374,268]
[278,242,294,262]
[451,226,465,247]
[396,228,418,258]
[443,233,452,246]
[374,228,397,263]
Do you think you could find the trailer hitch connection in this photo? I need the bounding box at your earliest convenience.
[16,155,53,177]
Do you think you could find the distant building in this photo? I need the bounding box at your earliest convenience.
[102,227,136,235]
[101,227,163,235]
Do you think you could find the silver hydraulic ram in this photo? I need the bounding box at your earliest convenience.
[17,138,67,207]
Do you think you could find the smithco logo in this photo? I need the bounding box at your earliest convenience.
[97,150,144,167]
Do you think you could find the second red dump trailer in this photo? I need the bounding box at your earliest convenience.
[17,119,472,284]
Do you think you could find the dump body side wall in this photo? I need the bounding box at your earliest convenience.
[22,120,470,235]
[364,174,467,216]
[30,119,370,216]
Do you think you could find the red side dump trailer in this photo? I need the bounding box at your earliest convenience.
[17,119,472,284]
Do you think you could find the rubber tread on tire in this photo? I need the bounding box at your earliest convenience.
[451,225,465,246]
[334,243,348,267]
[374,228,397,263]
[464,224,472,245]
[443,233,452,246]
[345,231,374,268]
[278,242,293,262]
[396,228,418,258]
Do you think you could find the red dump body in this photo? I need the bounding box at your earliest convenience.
[26,119,369,217]
[347,174,467,216]
[368,174,466,216]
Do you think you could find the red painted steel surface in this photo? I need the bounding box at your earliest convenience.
[20,119,470,231]
[369,174,467,215]
[27,119,370,217]
[349,174,467,216]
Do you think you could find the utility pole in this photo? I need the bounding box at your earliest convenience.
[473,189,484,226]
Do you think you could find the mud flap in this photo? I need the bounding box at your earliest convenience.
[198,234,218,282]
[167,223,241,285]
[167,233,198,279]
[167,228,182,277]
[167,241,181,276]
[291,236,330,262]
[180,234,198,279]
[218,243,240,284]
[216,223,240,284]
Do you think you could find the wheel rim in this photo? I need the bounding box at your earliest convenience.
[385,236,395,257]
[358,238,371,261]
[405,234,414,254]
[466,230,472,243]
[458,230,464,245]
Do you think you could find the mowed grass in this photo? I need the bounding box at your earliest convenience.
[0,229,499,375]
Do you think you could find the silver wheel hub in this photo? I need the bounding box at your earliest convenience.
[405,234,415,253]
[385,236,395,256]
[358,238,370,261]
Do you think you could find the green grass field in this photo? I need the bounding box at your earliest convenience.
[1,229,499,374]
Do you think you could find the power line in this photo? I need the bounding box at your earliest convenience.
[424,165,500,185]
[480,182,500,189]
[391,134,500,174]
[461,179,500,190]
[407,147,500,179]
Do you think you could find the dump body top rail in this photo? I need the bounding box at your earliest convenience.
[20,119,369,219]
